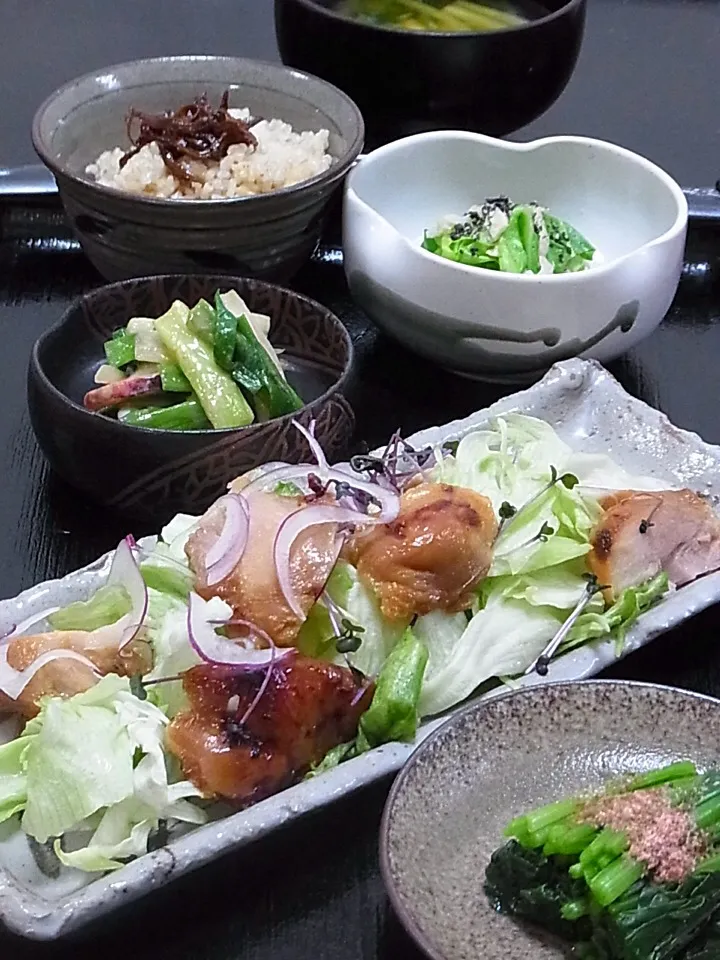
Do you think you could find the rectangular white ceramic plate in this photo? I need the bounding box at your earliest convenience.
[3,357,720,940]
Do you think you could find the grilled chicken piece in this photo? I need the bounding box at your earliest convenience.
[588,489,720,599]
[346,482,498,621]
[167,656,372,804]
[0,631,151,718]
[186,490,339,647]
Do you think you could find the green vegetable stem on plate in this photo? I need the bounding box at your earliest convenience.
[358,627,428,748]
[154,301,254,429]
[306,627,428,777]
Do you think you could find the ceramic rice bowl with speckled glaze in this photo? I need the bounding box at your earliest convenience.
[27,274,353,520]
[32,56,364,282]
[380,680,720,960]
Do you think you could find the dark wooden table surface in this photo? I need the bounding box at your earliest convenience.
[2,1,720,957]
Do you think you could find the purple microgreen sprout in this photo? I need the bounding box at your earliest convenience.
[306,473,382,515]
[349,432,435,492]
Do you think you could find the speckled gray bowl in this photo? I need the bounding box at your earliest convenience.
[32,56,364,282]
[380,680,720,960]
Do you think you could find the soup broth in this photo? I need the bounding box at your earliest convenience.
[335,0,548,32]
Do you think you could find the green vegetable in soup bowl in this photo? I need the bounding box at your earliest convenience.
[343,130,687,382]
[27,275,354,522]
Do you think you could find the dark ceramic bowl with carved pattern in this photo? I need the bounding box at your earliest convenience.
[28,274,354,521]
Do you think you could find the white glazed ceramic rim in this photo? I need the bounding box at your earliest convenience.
[347,129,689,283]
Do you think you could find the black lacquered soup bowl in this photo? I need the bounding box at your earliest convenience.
[275,0,587,148]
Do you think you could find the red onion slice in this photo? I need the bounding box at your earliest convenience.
[273,504,377,620]
[240,420,402,521]
[238,644,281,726]
[93,538,149,651]
[222,617,275,648]
[0,539,147,702]
[292,419,329,472]
[0,644,100,701]
[3,606,62,643]
[187,593,293,669]
[351,679,373,708]
[242,462,400,523]
[205,493,250,586]
[228,461,288,494]
[241,462,315,497]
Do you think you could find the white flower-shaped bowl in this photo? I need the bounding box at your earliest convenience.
[343,131,688,381]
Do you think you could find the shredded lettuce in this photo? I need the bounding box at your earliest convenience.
[143,590,231,718]
[487,561,604,613]
[159,514,201,560]
[47,585,132,632]
[333,564,408,678]
[565,572,670,655]
[55,806,156,873]
[0,676,204,872]
[413,610,468,692]
[143,588,198,717]
[0,737,33,825]
[138,518,207,716]
[435,414,568,514]
[416,568,669,718]
[406,414,671,715]
[139,514,199,599]
[140,545,193,599]
[297,562,407,676]
[306,741,356,777]
[417,592,563,717]
[22,679,136,843]
[491,508,592,579]
[296,563,354,659]
[436,413,667,512]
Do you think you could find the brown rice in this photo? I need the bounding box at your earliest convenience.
[85,108,333,200]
